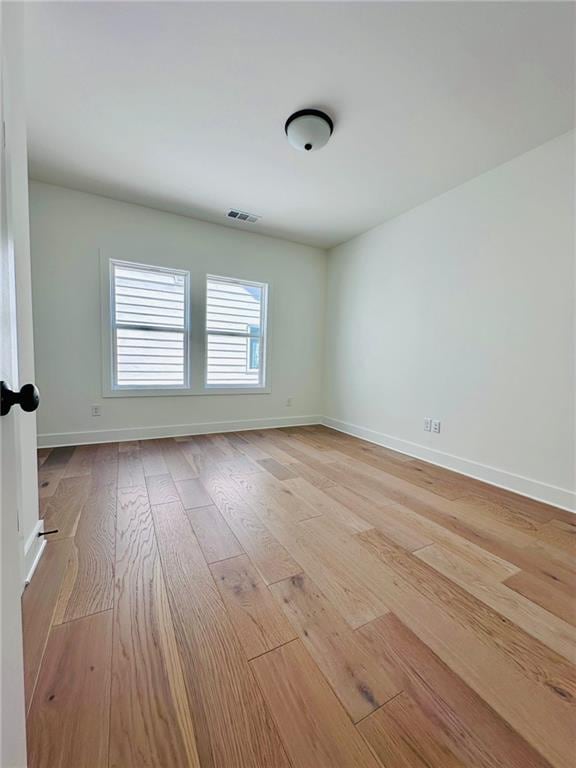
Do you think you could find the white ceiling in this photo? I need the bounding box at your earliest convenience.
[23,1,574,248]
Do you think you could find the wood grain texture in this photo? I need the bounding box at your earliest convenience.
[358,691,467,768]
[210,555,296,659]
[201,470,302,584]
[285,476,373,533]
[140,440,169,476]
[27,611,113,768]
[145,473,180,505]
[22,540,74,711]
[54,482,116,623]
[251,639,381,768]
[416,543,576,661]
[358,613,555,768]
[40,476,91,541]
[38,468,65,498]
[256,457,298,480]
[117,444,145,488]
[161,440,198,481]
[505,570,576,627]
[356,530,576,768]
[175,477,214,509]
[109,486,198,768]
[26,427,576,768]
[270,514,390,628]
[271,572,400,721]
[152,500,291,768]
[62,445,96,478]
[187,504,244,563]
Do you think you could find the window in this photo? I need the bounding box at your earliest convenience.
[205,276,268,388]
[109,260,190,390]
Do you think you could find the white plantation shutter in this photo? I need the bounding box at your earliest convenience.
[206,276,267,388]
[110,260,190,389]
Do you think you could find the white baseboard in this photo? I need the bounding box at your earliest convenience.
[37,414,322,448]
[322,416,576,513]
[23,518,45,585]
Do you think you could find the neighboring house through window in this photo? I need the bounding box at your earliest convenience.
[109,260,190,391]
[205,276,268,388]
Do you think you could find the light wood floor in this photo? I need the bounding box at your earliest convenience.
[24,426,575,768]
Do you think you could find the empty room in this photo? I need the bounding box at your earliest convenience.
[1,1,574,767]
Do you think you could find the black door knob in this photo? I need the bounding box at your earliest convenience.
[0,381,40,416]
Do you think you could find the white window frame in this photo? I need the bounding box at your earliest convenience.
[204,274,269,393]
[102,257,192,397]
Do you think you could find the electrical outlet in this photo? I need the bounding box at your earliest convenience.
[91,405,101,417]
[432,419,441,433]
[286,397,293,407]
[424,417,432,432]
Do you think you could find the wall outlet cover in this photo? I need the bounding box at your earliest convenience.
[424,417,432,432]
[432,419,441,433]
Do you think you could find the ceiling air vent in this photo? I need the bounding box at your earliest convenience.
[227,209,261,224]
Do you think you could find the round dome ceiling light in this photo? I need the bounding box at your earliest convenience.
[285,109,334,152]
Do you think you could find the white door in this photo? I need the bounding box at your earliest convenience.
[0,39,29,768]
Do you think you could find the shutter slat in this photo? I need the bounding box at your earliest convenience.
[113,261,188,387]
[205,277,266,387]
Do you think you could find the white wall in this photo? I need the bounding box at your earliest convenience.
[324,132,575,510]
[30,182,326,445]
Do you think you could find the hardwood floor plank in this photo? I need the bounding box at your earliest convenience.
[358,691,467,768]
[358,530,576,699]
[30,429,576,768]
[187,504,244,563]
[505,570,576,627]
[140,439,169,476]
[62,445,96,478]
[416,543,576,661]
[161,440,199,481]
[41,445,76,470]
[257,457,299,480]
[250,639,381,768]
[27,611,113,768]
[210,554,296,659]
[271,572,400,721]
[145,473,180,505]
[53,483,116,624]
[201,471,302,584]
[22,540,74,711]
[109,486,198,768]
[118,445,146,488]
[38,468,64,498]
[90,459,118,489]
[285,459,337,489]
[231,471,322,525]
[285,476,373,533]
[174,477,214,509]
[535,520,576,557]
[358,613,554,768]
[354,531,575,768]
[40,476,91,541]
[324,485,433,550]
[152,500,291,768]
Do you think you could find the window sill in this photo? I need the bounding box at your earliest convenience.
[102,386,271,398]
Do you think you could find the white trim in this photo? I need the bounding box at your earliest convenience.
[322,416,576,513]
[37,414,322,448]
[23,518,45,585]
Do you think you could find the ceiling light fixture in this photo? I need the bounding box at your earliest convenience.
[285,109,333,152]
